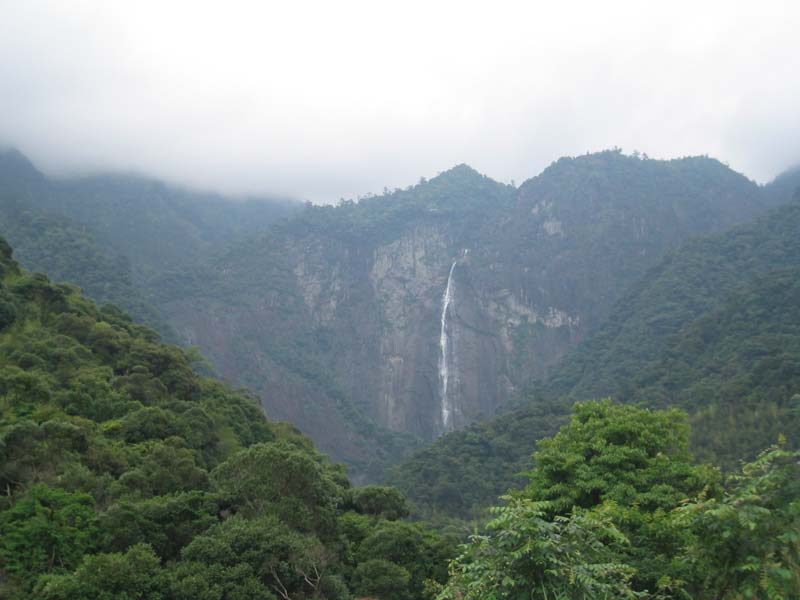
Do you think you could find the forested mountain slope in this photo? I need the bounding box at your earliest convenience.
[0,148,299,332]
[541,198,800,464]
[159,151,777,478]
[390,190,800,521]
[0,239,454,599]
[0,148,790,480]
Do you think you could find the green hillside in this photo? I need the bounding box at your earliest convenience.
[0,148,299,336]
[0,239,453,599]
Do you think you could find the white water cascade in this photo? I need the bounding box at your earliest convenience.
[439,260,458,432]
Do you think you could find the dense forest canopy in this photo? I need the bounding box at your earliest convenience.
[0,239,455,599]
[441,401,799,600]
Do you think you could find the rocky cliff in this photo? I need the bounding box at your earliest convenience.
[156,152,772,477]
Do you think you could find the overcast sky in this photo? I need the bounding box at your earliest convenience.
[1,1,798,202]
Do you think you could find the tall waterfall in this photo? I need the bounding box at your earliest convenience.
[439,260,458,432]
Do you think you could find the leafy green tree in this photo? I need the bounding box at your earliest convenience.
[0,289,17,331]
[523,400,718,515]
[0,365,53,415]
[0,484,97,579]
[440,499,641,600]
[210,441,342,537]
[97,491,218,560]
[0,419,88,492]
[163,561,275,600]
[520,400,719,593]
[348,484,410,520]
[114,440,209,498]
[676,443,800,599]
[352,559,413,600]
[354,520,454,599]
[439,401,729,598]
[181,514,338,599]
[120,406,183,442]
[34,543,164,599]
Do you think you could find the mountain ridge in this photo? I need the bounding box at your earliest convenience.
[389,190,800,521]
[1,147,797,481]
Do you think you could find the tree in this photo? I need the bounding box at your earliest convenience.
[210,441,342,537]
[355,520,451,599]
[523,400,718,515]
[440,499,641,600]
[521,401,722,592]
[34,543,164,600]
[440,401,728,598]
[352,559,412,600]
[675,443,800,599]
[0,484,97,580]
[181,514,340,599]
[97,491,218,560]
[348,484,410,520]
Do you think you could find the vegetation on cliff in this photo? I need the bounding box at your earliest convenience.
[391,194,800,522]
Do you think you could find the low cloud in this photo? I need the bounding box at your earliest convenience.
[1,1,798,202]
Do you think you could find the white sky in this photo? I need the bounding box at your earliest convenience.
[1,0,798,202]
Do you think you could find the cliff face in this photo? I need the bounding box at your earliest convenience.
[158,152,770,477]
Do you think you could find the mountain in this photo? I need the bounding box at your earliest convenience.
[158,151,780,478]
[0,148,300,333]
[0,239,454,599]
[390,186,800,521]
[0,148,789,480]
[539,197,800,466]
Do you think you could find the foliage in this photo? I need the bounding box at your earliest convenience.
[0,240,452,599]
[352,559,413,600]
[675,443,800,599]
[440,402,800,600]
[523,400,717,515]
[0,484,98,577]
[210,441,343,536]
[520,401,716,593]
[346,484,411,520]
[441,499,642,600]
[388,399,569,525]
[34,543,165,600]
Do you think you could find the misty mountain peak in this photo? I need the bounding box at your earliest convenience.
[433,163,483,180]
[0,147,43,182]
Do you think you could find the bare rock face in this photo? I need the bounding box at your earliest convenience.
[368,224,449,436]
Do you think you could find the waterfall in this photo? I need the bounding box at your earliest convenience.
[439,260,458,432]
